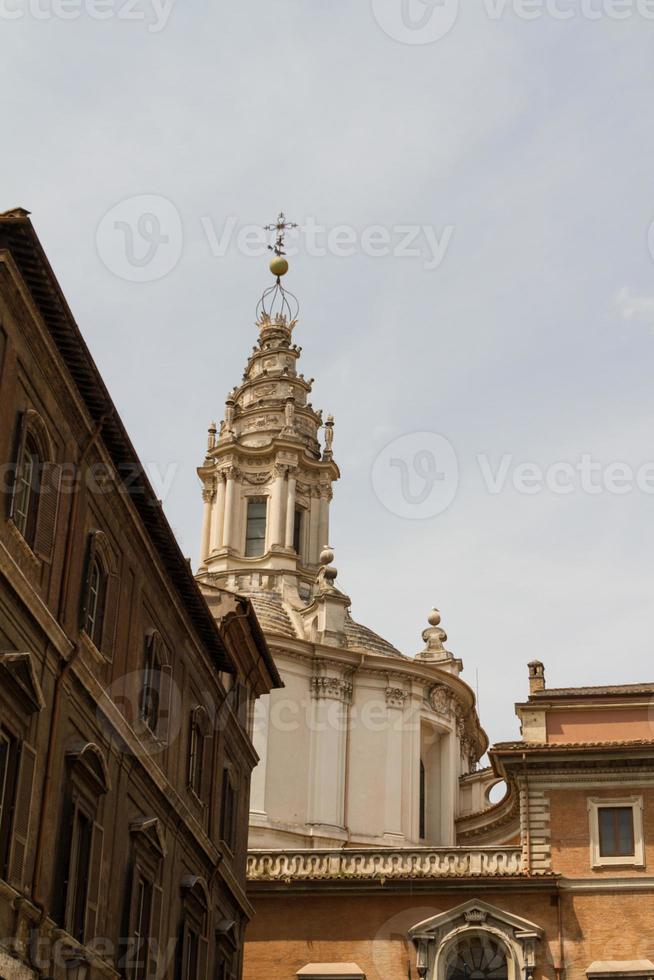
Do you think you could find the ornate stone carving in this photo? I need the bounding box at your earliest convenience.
[310,675,353,703]
[426,684,452,716]
[247,847,523,882]
[385,687,409,710]
[464,909,488,922]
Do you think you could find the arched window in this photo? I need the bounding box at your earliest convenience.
[444,935,508,980]
[85,556,107,647]
[9,410,61,560]
[80,531,119,659]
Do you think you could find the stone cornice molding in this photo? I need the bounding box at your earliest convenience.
[247,846,525,883]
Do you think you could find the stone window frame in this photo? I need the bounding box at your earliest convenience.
[79,529,120,662]
[7,407,62,563]
[123,817,167,980]
[587,796,645,869]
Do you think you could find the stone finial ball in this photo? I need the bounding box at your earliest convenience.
[428,608,441,627]
[320,546,335,565]
[269,256,289,277]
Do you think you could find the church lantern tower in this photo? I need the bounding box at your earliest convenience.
[197,214,339,599]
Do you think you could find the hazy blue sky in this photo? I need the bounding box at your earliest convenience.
[3,0,654,743]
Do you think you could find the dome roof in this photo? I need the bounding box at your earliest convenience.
[241,589,406,660]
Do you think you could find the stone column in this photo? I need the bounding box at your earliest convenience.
[284,470,297,548]
[308,489,321,564]
[200,481,214,562]
[210,472,226,553]
[223,468,238,551]
[268,466,286,549]
[318,487,330,554]
[307,675,351,829]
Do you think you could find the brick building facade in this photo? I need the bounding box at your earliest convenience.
[0,208,281,980]
[245,666,654,980]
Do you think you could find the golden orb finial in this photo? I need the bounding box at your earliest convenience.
[269,255,289,277]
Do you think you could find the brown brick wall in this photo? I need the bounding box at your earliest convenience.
[244,888,654,980]
[549,785,654,877]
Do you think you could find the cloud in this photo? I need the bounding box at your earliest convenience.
[614,286,654,331]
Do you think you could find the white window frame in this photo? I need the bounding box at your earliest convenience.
[587,796,645,869]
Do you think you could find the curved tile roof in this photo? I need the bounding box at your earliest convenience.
[343,616,407,660]
[243,591,298,640]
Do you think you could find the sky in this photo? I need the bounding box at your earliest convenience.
[3,0,654,745]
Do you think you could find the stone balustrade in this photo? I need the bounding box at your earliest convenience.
[247,846,523,882]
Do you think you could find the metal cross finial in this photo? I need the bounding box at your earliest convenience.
[264,211,298,256]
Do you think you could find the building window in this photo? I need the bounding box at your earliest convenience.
[445,935,508,980]
[293,508,303,555]
[125,817,165,980]
[245,500,266,557]
[588,797,644,868]
[8,410,61,561]
[13,432,40,546]
[132,874,153,980]
[179,876,209,980]
[599,807,635,858]
[0,729,19,876]
[54,743,109,944]
[219,768,237,853]
[188,707,209,802]
[70,808,93,942]
[80,531,120,659]
[141,632,163,732]
[86,557,107,646]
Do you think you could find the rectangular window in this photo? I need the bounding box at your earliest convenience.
[0,729,19,876]
[293,508,303,556]
[245,501,267,557]
[133,874,153,980]
[71,809,93,942]
[219,769,237,852]
[141,637,162,732]
[588,796,644,867]
[598,806,635,857]
[184,924,199,980]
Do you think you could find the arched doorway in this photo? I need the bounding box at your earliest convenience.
[444,934,509,980]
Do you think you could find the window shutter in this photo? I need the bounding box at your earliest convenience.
[148,883,164,980]
[84,821,104,944]
[79,532,98,630]
[158,664,173,743]
[101,572,120,659]
[198,935,209,980]
[7,411,28,521]
[33,461,62,562]
[6,741,37,892]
